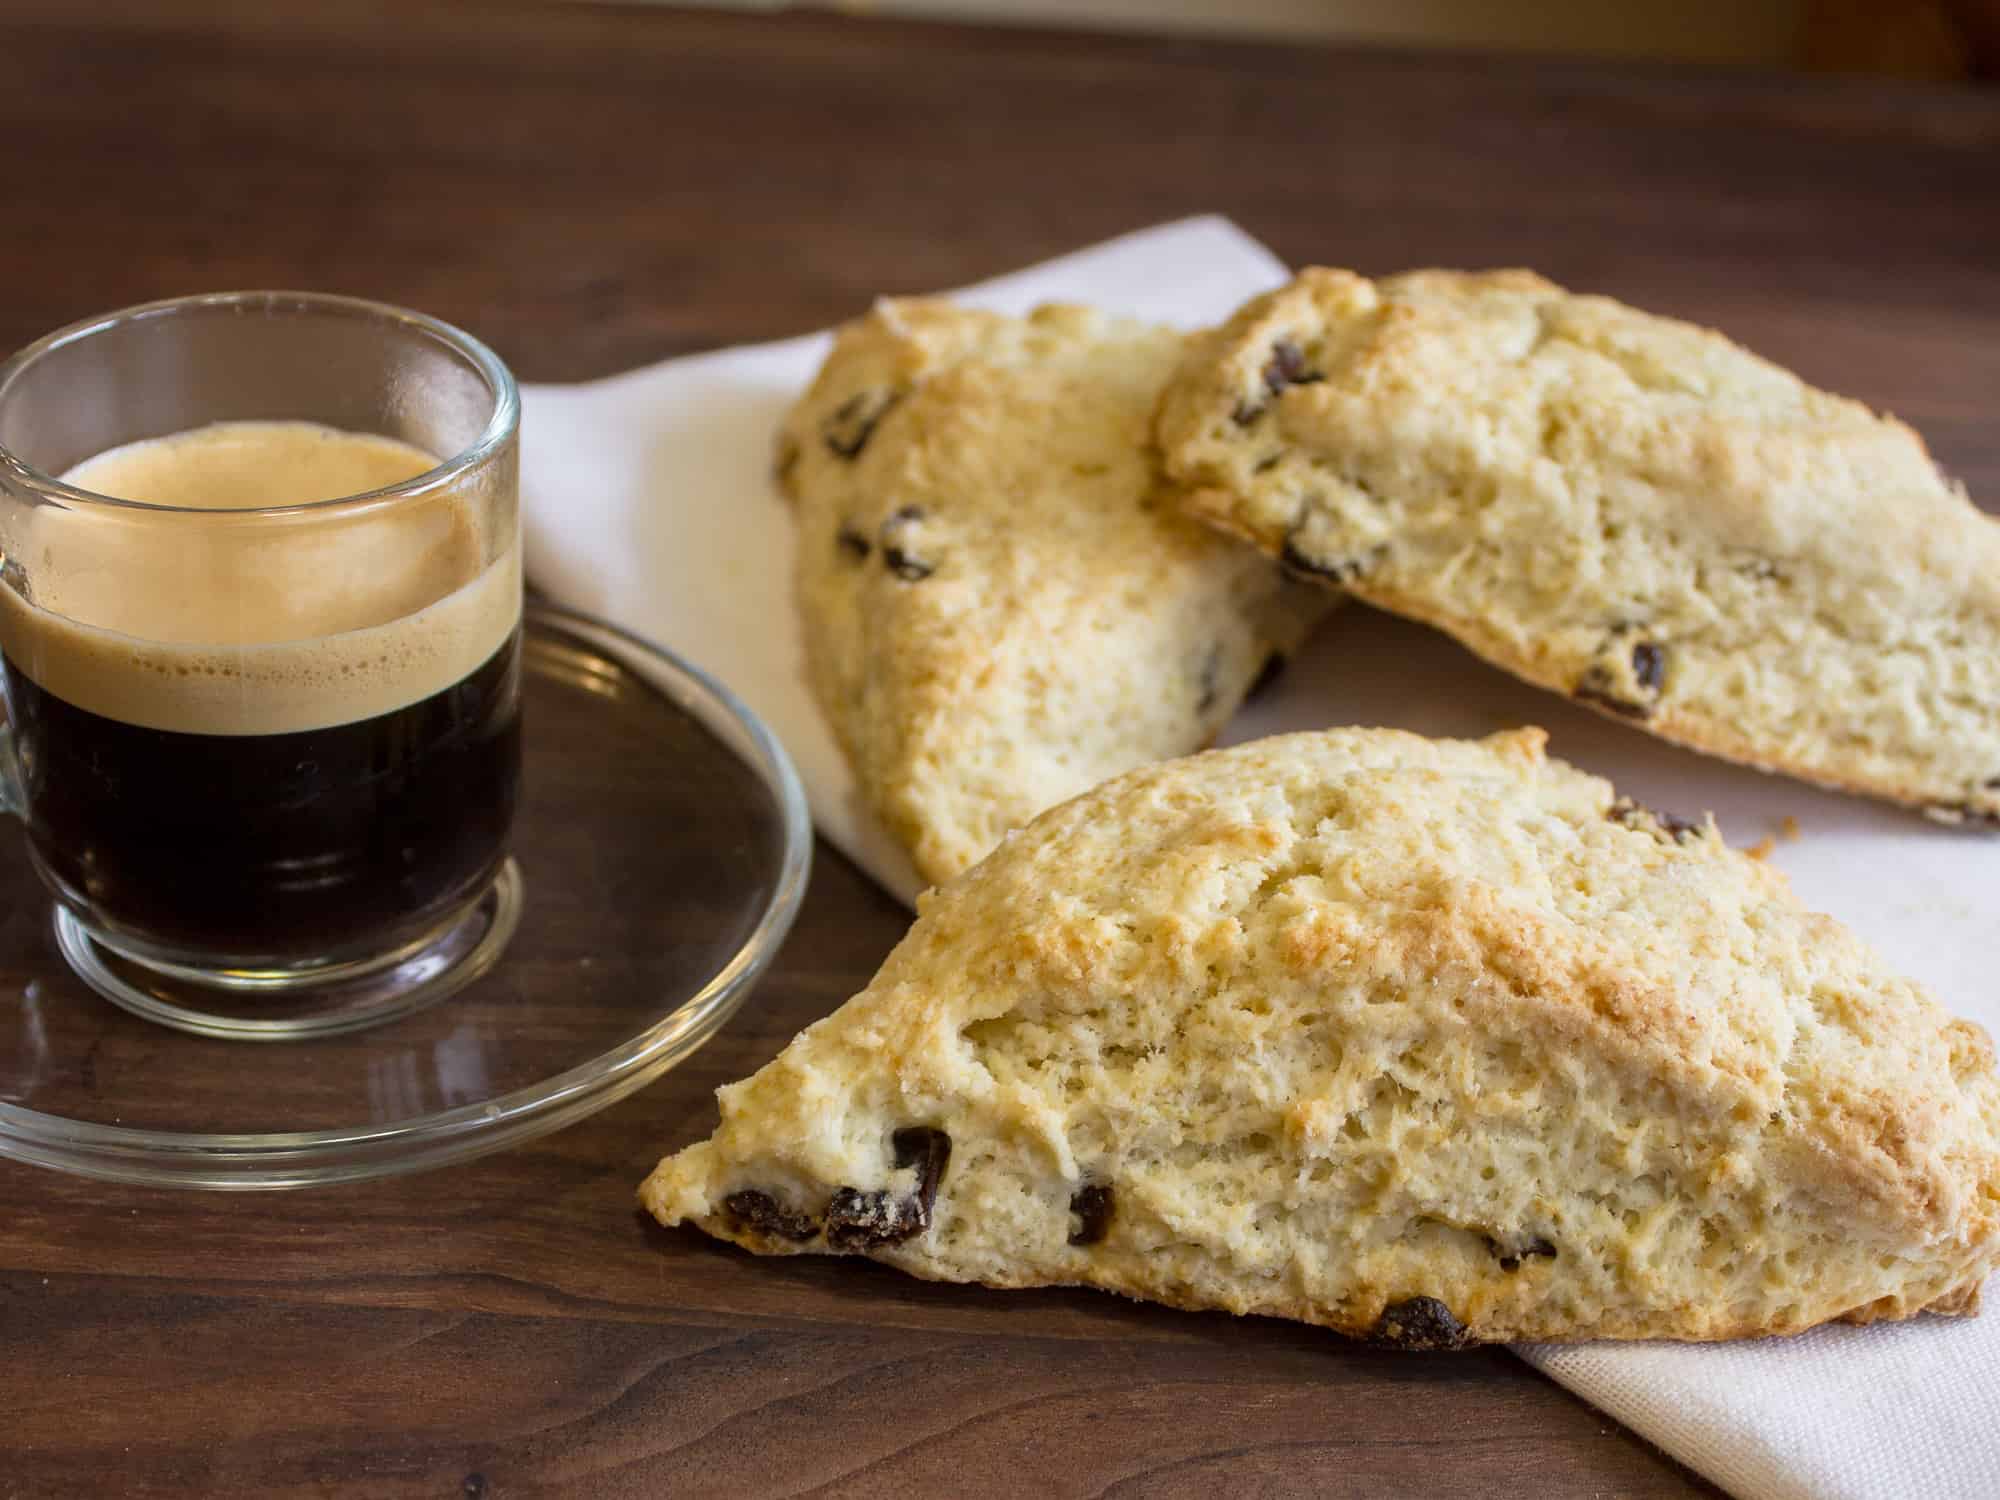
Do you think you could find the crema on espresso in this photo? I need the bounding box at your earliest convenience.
[0,420,518,736]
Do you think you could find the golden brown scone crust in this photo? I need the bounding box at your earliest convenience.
[643,728,2000,1345]
[782,299,1326,887]
[1155,268,2000,829]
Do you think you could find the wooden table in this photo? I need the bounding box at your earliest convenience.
[2,5,1995,1495]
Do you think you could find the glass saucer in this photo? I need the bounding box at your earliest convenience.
[0,603,811,1189]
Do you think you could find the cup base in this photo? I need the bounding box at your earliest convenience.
[53,859,523,1041]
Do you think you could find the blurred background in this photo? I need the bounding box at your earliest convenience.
[653,0,2000,77]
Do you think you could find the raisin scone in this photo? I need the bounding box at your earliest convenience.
[641,727,2000,1346]
[781,299,1326,886]
[1154,268,2000,828]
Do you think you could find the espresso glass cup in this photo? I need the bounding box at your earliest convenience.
[0,292,523,1038]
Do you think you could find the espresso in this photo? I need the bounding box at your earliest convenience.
[0,421,522,962]
[5,633,521,958]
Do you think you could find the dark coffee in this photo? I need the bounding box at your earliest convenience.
[0,420,525,970]
[3,632,521,961]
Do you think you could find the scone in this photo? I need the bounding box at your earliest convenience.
[1154,268,2000,828]
[781,299,1326,886]
[641,728,2000,1346]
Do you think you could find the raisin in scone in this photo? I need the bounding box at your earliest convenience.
[1155,268,2000,828]
[781,300,1326,886]
[642,727,2000,1345]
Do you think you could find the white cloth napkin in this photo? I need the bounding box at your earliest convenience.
[520,217,2000,1500]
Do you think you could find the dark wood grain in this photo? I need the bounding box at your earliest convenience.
[2,3,1996,1496]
